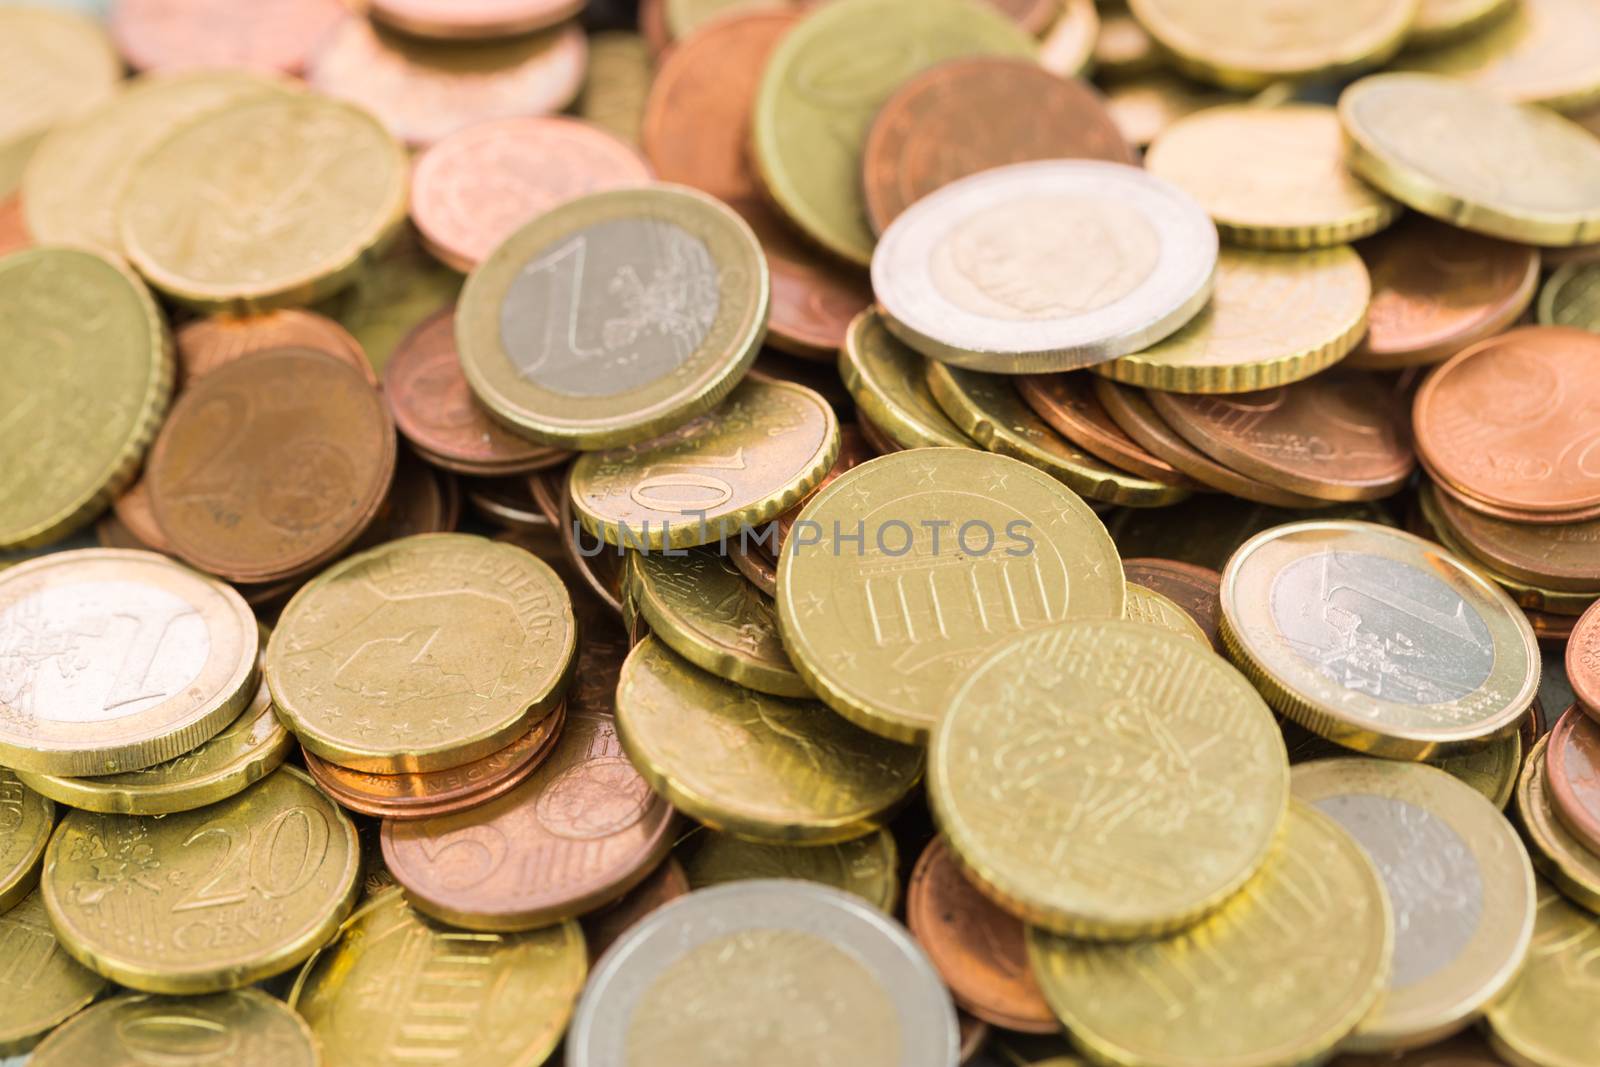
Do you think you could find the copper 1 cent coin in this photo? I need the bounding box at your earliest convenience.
[1415,326,1600,516]
[1545,704,1600,855]
[111,0,347,73]
[641,10,871,360]
[175,309,372,385]
[1121,557,1224,653]
[863,56,1133,234]
[1430,484,1600,593]
[1347,215,1539,371]
[410,117,652,272]
[1566,599,1600,715]
[148,347,397,584]
[370,0,585,40]
[582,857,690,962]
[907,837,1056,1034]
[381,708,676,930]
[384,306,568,476]
[1017,373,1191,486]
[1149,369,1416,502]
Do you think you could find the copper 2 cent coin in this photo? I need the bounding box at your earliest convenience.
[1017,373,1191,486]
[111,0,347,73]
[370,0,585,40]
[1566,599,1600,717]
[148,346,397,584]
[1120,557,1224,653]
[1544,703,1600,856]
[175,308,372,385]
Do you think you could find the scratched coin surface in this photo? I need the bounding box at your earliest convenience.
[1015,373,1191,487]
[1119,558,1223,652]
[290,887,587,1067]
[111,0,346,74]
[568,881,959,1067]
[30,988,318,1067]
[1220,521,1540,758]
[370,0,585,39]
[120,92,408,310]
[616,637,922,844]
[1425,484,1600,593]
[873,160,1218,373]
[267,534,574,773]
[932,619,1287,938]
[0,890,107,1057]
[1485,881,1600,1067]
[1545,705,1600,859]
[458,185,766,450]
[779,449,1124,742]
[840,310,974,451]
[0,550,258,777]
[1291,759,1534,1051]
[1517,737,1600,914]
[175,308,371,385]
[0,247,172,550]
[1397,0,1600,113]
[0,772,52,913]
[680,827,899,912]
[42,767,360,994]
[1029,801,1392,1067]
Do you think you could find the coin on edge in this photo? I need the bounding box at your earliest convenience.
[0,890,107,1057]
[29,989,318,1067]
[680,827,899,912]
[0,772,52,913]
[1485,880,1600,1067]
[1517,736,1600,914]
[1396,0,1600,114]
[840,310,974,451]
[1015,373,1193,488]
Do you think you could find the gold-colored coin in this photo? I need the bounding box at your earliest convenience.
[1398,0,1600,114]
[1485,880,1600,1067]
[23,69,288,254]
[751,0,1035,266]
[0,771,53,914]
[933,619,1287,938]
[577,31,652,147]
[291,887,586,1067]
[0,549,259,776]
[0,7,119,198]
[778,448,1125,743]
[1291,758,1535,1052]
[927,363,1191,508]
[1220,521,1540,759]
[616,637,923,844]
[42,767,361,994]
[1128,0,1414,89]
[120,92,409,310]
[1040,0,1099,77]
[30,988,318,1067]
[1145,104,1399,249]
[1093,3,1159,78]
[0,248,172,550]
[570,377,840,549]
[1538,261,1600,331]
[0,889,107,1057]
[626,546,810,698]
[680,826,900,912]
[321,225,462,373]
[839,310,974,451]
[266,534,574,773]
[1093,247,1371,393]
[1125,582,1210,646]
[1103,72,1245,148]
[1340,73,1600,247]
[1518,736,1600,914]
[1028,800,1392,1067]
[1410,0,1516,46]
[457,185,768,450]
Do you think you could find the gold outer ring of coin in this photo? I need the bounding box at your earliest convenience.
[839,310,973,450]
[1517,736,1600,914]
[1484,879,1600,1067]
[1420,489,1600,616]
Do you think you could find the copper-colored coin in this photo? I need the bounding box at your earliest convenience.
[410,117,652,272]
[384,307,569,476]
[95,514,152,552]
[641,10,872,360]
[728,540,778,597]
[1092,378,1330,509]
[0,197,30,257]
[637,0,671,57]
[1346,216,1540,371]
[303,705,564,819]
[959,1014,991,1065]
[1429,484,1600,592]
[1424,459,1600,526]
[466,475,554,533]
[1017,374,1191,486]
[359,447,460,546]
[1149,369,1416,502]
[862,56,1133,234]
[1415,326,1600,516]
[148,347,397,584]
[1529,608,1577,645]
[774,424,873,547]
[370,0,585,40]
[1121,557,1224,653]
[111,474,171,555]
[1566,599,1600,715]
[111,0,347,73]
[175,309,372,385]
[856,412,906,456]
[381,708,676,930]
[907,837,1056,1034]
[1545,703,1600,856]
[582,856,690,962]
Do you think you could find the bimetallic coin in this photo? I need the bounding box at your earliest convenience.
[0,8,118,196]
[371,0,585,39]
[1291,759,1535,1051]
[176,308,371,385]
[458,185,767,450]
[1397,0,1600,113]
[1568,600,1600,715]
[1015,374,1192,487]
[840,310,974,451]
[1120,557,1223,652]
[0,772,52,914]
[111,0,345,73]
[569,881,960,1067]
[1518,736,1600,913]
[778,449,1125,743]
[1546,706,1600,857]
[1220,521,1540,758]
[42,767,360,994]
[30,989,318,1067]
[1340,74,1600,247]
[1028,801,1392,1067]
[873,160,1218,373]
[1485,881,1600,1067]
[1125,583,1210,646]
[681,827,899,912]
[616,638,922,844]
[0,891,107,1057]
[1539,262,1600,332]
[291,887,586,1067]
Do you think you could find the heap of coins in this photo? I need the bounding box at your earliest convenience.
[2,0,1600,1065]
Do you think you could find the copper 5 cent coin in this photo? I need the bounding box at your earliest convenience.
[148,347,397,584]
[174,309,372,386]
[1566,599,1600,716]
[370,0,586,40]
[111,0,348,74]
[1545,704,1600,857]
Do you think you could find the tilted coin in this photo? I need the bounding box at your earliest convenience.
[1517,737,1600,914]
[370,0,586,40]
[1420,489,1600,612]
[1121,557,1223,652]
[840,310,974,451]
[0,772,52,913]
[1397,0,1600,114]
[1291,759,1535,1051]
[932,619,1287,937]
[568,880,959,1067]
[1221,521,1540,758]
[1340,73,1600,246]
[0,7,118,197]
[0,550,258,776]
[267,534,574,773]
[0,890,107,1057]
[0,248,171,550]
[1425,467,1600,528]
[120,93,409,309]
[778,449,1125,743]
[30,989,318,1067]
[1015,373,1192,488]
[110,0,346,74]
[42,767,360,993]
[616,637,922,844]
[873,160,1217,373]
[1485,882,1600,1067]
[1028,801,1392,1067]
[1539,261,1600,332]
[1124,583,1210,646]
[1545,705,1600,858]
[680,826,900,912]
[323,225,463,374]
[457,185,767,450]
[290,887,586,1067]
[176,307,372,385]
